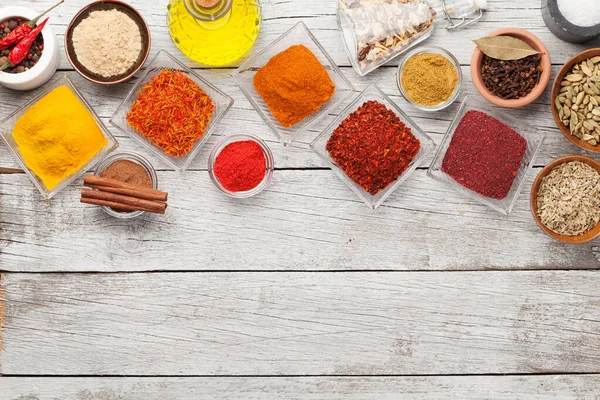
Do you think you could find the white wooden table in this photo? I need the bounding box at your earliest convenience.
[1,0,600,398]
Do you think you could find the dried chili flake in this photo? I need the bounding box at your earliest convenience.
[441,110,527,199]
[326,100,420,195]
[127,69,215,157]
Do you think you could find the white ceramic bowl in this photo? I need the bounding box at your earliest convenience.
[0,6,59,91]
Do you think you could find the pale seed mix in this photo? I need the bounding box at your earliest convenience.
[536,161,600,236]
[72,9,142,78]
[555,56,600,146]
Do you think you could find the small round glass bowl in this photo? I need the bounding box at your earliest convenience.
[208,134,274,198]
[397,46,462,112]
[93,152,158,219]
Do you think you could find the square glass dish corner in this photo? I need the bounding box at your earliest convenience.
[427,95,546,215]
[310,84,436,209]
[110,50,234,172]
[233,21,356,146]
[336,0,435,76]
[0,75,118,199]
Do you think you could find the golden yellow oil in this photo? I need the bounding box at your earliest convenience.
[167,0,261,66]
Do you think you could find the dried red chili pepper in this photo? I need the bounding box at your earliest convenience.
[0,18,48,71]
[0,1,62,50]
[326,100,420,195]
[441,110,527,199]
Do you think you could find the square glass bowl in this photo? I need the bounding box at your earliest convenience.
[310,84,436,209]
[233,21,355,146]
[0,75,118,199]
[110,50,234,171]
[427,96,546,215]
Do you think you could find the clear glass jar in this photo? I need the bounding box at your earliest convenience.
[167,0,261,66]
[338,0,486,76]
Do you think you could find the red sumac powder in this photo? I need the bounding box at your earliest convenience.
[441,110,527,199]
[326,100,420,195]
[214,140,266,192]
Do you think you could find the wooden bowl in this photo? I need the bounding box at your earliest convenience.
[65,0,151,85]
[550,48,600,154]
[471,28,551,108]
[530,154,600,243]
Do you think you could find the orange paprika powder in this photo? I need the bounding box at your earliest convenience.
[254,44,335,128]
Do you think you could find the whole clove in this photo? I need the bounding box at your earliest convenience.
[481,54,542,100]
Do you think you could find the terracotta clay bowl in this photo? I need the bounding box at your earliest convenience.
[530,154,600,244]
[551,48,600,154]
[65,0,151,85]
[471,28,551,108]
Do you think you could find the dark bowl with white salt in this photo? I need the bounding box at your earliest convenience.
[542,0,600,43]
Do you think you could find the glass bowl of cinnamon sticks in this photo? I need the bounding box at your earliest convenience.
[82,152,167,219]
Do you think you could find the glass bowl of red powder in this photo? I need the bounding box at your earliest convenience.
[428,96,546,215]
[310,84,436,209]
[208,134,274,198]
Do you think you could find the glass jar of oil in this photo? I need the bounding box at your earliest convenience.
[167,0,261,66]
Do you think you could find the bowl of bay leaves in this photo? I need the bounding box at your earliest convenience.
[471,28,552,108]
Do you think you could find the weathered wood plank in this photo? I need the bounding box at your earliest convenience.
[1,271,599,375]
[2,375,600,400]
[9,0,599,69]
[1,0,593,172]
[0,274,3,351]
[1,169,599,271]
[0,66,579,171]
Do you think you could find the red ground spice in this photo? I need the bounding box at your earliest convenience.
[441,110,527,199]
[214,140,266,192]
[326,100,421,195]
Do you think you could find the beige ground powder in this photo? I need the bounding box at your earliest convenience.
[72,9,142,78]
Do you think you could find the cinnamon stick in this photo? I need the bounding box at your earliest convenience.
[80,198,162,214]
[0,167,24,174]
[84,174,168,201]
[81,189,167,214]
[87,183,167,202]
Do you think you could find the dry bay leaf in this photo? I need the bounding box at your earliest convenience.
[473,36,540,60]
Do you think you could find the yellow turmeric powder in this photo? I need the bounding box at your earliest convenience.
[12,85,108,191]
[254,44,335,128]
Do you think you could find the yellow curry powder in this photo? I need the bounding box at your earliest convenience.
[254,44,335,128]
[401,53,458,107]
[12,85,107,190]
